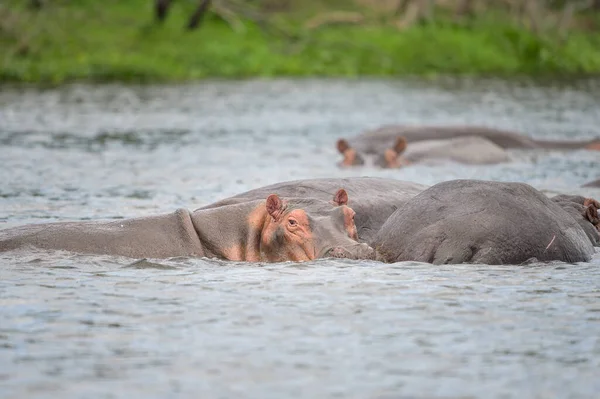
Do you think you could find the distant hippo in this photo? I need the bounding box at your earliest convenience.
[200,177,427,244]
[373,180,600,265]
[0,190,373,262]
[583,178,600,188]
[337,125,600,168]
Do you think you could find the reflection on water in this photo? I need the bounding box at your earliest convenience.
[1,78,600,398]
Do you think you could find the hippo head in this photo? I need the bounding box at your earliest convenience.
[257,189,374,262]
[337,139,365,167]
[336,136,409,169]
[550,195,600,246]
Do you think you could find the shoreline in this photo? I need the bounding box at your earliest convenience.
[2,75,599,90]
[2,1,600,84]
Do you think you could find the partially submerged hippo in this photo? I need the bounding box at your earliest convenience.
[0,190,373,262]
[200,177,427,244]
[337,125,600,168]
[3,177,598,266]
[337,135,510,168]
[583,178,600,188]
[373,180,600,265]
[200,177,600,265]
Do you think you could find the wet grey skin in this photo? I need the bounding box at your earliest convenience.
[583,178,600,188]
[3,177,598,265]
[346,135,510,166]
[200,177,600,265]
[0,196,373,262]
[372,180,600,265]
[307,207,374,260]
[339,125,600,168]
[355,125,600,151]
[198,177,428,245]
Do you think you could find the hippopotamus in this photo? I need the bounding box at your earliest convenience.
[583,178,600,188]
[337,135,510,168]
[199,177,600,265]
[0,190,374,262]
[372,180,600,265]
[337,125,600,168]
[3,177,598,266]
[200,177,427,244]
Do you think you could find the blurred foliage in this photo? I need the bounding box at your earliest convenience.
[0,0,599,83]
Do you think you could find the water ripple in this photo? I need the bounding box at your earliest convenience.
[1,79,600,398]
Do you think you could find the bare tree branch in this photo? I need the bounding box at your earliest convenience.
[188,0,212,30]
[155,0,172,22]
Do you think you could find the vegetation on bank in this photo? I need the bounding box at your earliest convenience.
[1,0,600,83]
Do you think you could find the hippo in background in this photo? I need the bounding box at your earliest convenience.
[337,125,600,168]
[583,178,600,188]
[337,135,510,168]
[0,190,374,262]
[373,180,600,265]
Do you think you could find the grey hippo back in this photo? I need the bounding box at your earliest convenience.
[198,177,427,244]
[373,180,597,265]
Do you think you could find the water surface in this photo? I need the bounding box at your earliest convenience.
[1,78,600,398]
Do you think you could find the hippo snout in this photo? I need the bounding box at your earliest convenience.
[324,243,375,260]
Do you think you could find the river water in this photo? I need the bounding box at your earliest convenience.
[1,78,599,398]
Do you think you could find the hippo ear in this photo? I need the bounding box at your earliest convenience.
[333,188,349,206]
[393,136,407,154]
[583,198,600,227]
[266,194,286,220]
[337,139,350,154]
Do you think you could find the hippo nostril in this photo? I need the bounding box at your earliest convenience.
[325,247,350,259]
[324,244,375,260]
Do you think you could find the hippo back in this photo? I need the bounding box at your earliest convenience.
[583,178,600,188]
[0,209,206,258]
[350,125,538,153]
[404,136,510,165]
[373,180,596,265]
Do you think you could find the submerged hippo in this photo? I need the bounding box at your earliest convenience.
[373,180,600,265]
[337,133,510,168]
[3,177,598,266]
[200,177,427,244]
[0,190,373,262]
[337,125,600,168]
[200,177,600,265]
[583,178,600,188]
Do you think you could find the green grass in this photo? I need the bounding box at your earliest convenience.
[1,0,600,83]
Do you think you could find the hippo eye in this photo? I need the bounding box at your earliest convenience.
[288,218,297,227]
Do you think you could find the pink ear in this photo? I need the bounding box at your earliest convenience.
[333,189,349,206]
[393,136,407,154]
[337,139,350,154]
[266,194,285,220]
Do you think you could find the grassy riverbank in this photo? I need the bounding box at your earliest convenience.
[1,0,600,83]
